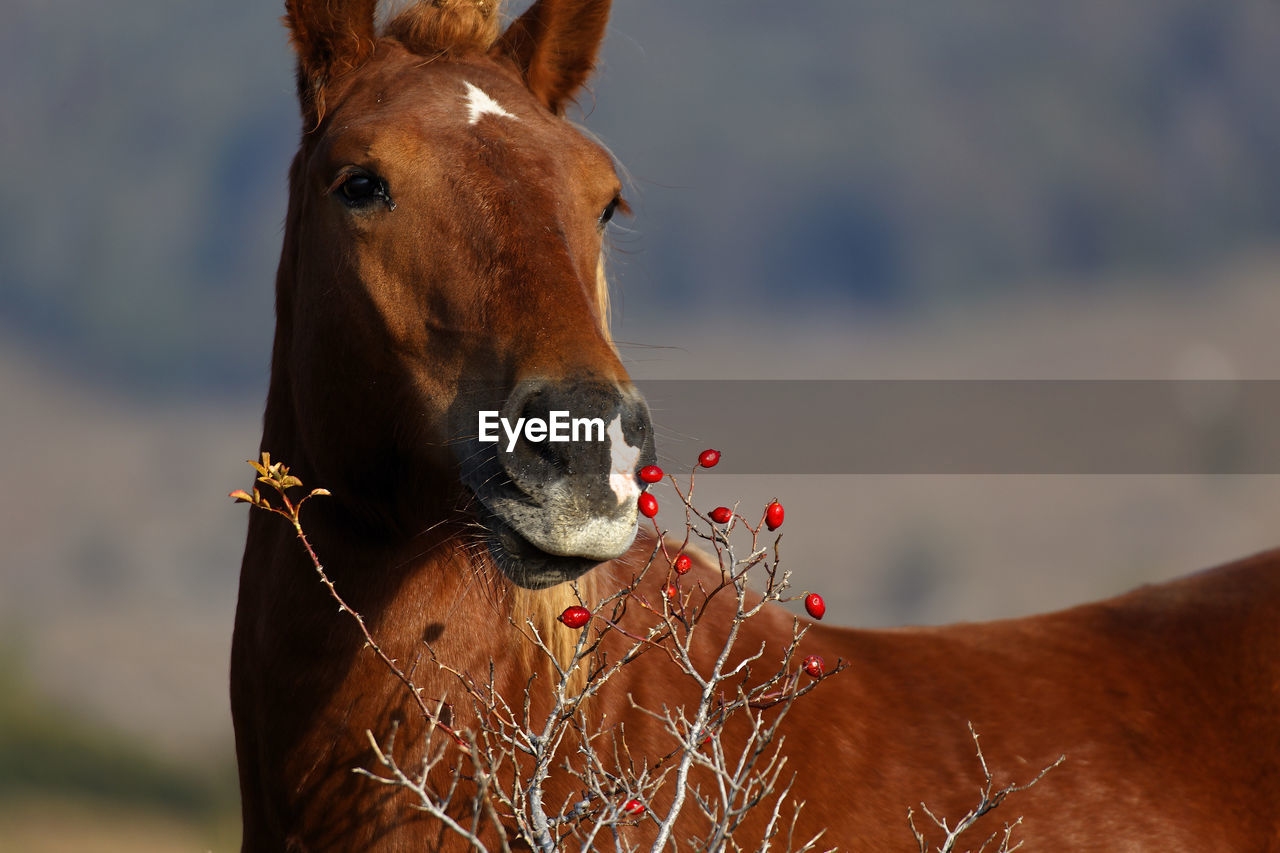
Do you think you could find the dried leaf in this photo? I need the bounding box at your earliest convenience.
[229,489,254,503]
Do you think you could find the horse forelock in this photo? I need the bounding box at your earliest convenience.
[385,0,503,57]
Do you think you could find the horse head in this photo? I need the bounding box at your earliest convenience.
[272,0,653,589]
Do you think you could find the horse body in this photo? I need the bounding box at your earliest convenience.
[237,515,1280,849]
[795,553,1280,849]
[232,1,1280,849]
[586,548,1280,850]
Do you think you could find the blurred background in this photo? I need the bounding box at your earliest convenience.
[4,0,1280,848]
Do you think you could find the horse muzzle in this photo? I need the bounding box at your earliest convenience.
[458,378,656,588]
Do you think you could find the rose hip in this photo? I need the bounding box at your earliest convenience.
[558,605,590,629]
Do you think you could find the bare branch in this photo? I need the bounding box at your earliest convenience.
[238,451,849,852]
[909,723,1065,853]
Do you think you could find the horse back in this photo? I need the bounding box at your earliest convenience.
[775,548,1280,849]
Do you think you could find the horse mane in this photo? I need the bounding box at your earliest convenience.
[595,254,613,340]
[386,0,503,56]
[511,573,600,681]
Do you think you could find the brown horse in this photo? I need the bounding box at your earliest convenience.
[231,0,1280,849]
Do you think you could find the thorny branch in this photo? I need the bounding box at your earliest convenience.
[234,452,1053,852]
[908,722,1065,853]
[231,453,469,750]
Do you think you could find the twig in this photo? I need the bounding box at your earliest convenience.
[908,722,1065,853]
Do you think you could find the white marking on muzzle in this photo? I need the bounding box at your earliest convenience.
[606,415,642,505]
[463,81,516,125]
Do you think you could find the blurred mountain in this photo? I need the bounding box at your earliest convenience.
[3,0,1280,393]
[596,1,1280,306]
[1,0,296,393]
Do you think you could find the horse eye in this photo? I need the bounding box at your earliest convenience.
[599,197,619,226]
[337,172,394,210]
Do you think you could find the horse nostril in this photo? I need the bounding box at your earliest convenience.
[517,390,573,467]
[496,379,655,510]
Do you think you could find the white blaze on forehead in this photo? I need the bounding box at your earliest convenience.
[606,415,642,505]
[463,81,516,125]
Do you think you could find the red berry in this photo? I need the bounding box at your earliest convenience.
[709,506,733,524]
[622,798,645,815]
[638,492,659,518]
[765,501,784,531]
[558,605,591,629]
[673,553,693,574]
[804,592,826,620]
[663,581,678,601]
[698,449,721,468]
[639,464,663,483]
[802,654,824,678]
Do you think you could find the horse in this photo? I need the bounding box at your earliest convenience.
[230,0,1280,849]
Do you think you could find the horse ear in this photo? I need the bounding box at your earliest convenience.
[284,0,379,124]
[492,0,612,115]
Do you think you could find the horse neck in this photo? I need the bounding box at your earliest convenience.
[246,251,604,724]
[248,377,599,706]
